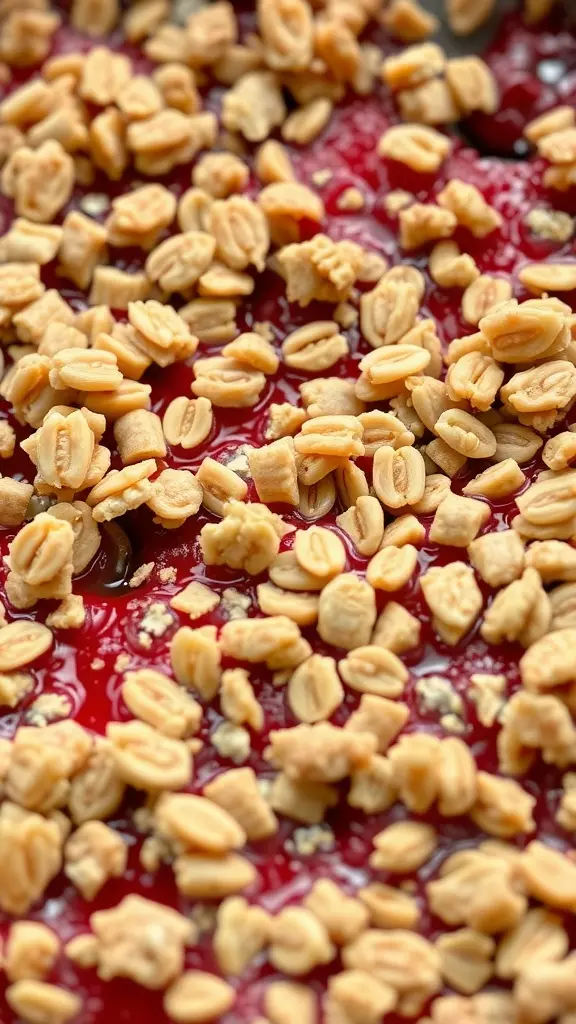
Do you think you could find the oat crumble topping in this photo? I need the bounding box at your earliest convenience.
[0,0,572,1022]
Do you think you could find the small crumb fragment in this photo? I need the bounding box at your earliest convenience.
[415,675,464,720]
[189,904,218,936]
[285,824,335,856]
[220,588,251,620]
[337,187,365,212]
[211,721,251,763]
[224,446,253,479]
[253,321,275,343]
[129,562,155,589]
[469,673,506,727]
[0,671,34,709]
[311,169,333,187]
[114,654,131,673]
[439,713,466,735]
[91,658,105,671]
[383,189,414,214]
[170,581,220,621]
[525,207,574,243]
[79,193,110,217]
[139,601,175,643]
[0,421,16,459]
[334,302,358,329]
[26,692,72,726]
[46,595,86,630]
[158,567,177,584]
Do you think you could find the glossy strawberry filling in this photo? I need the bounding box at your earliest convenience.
[0,5,575,1023]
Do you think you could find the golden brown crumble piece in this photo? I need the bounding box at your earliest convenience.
[278,233,365,306]
[379,123,451,172]
[221,666,263,731]
[270,772,338,825]
[288,653,343,724]
[427,849,527,934]
[337,495,384,556]
[343,929,442,1016]
[429,492,490,547]
[382,0,439,41]
[90,894,195,989]
[170,624,221,700]
[4,921,60,983]
[122,668,202,739]
[370,819,438,872]
[107,719,192,792]
[469,673,506,728]
[163,971,235,1024]
[64,821,127,901]
[170,581,220,620]
[269,906,334,976]
[525,206,574,242]
[45,595,86,631]
[204,766,278,841]
[372,600,421,654]
[172,847,256,899]
[6,981,80,1024]
[0,801,63,915]
[213,896,271,976]
[2,140,74,223]
[430,241,480,289]
[421,561,483,645]
[255,139,295,184]
[266,721,376,783]
[264,982,316,1024]
[399,202,457,249]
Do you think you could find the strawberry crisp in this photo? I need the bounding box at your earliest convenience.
[0,0,574,1022]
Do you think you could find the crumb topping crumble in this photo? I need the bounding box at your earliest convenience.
[0,0,572,1022]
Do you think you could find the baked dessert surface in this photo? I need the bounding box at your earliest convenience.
[0,1,574,1022]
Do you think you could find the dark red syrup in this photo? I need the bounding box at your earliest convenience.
[0,4,574,1022]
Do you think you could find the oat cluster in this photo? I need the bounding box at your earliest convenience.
[0,0,573,1023]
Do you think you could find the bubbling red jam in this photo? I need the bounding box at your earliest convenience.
[0,4,575,1023]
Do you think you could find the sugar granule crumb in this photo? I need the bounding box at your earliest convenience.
[253,321,275,343]
[211,721,251,763]
[91,658,105,671]
[26,692,72,726]
[129,562,155,588]
[79,193,110,216]
[525,206,574,243]
[416,675,464,719]
[220,588,251,620]
[285,824,335,856]
[189,904,217,935]
[224,445,253,479]
[159,566,177,584]
[139,601,174,638]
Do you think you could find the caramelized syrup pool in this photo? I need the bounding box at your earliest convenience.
[0,4,575,1022]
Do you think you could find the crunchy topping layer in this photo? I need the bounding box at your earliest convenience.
[0,0,573,1023]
